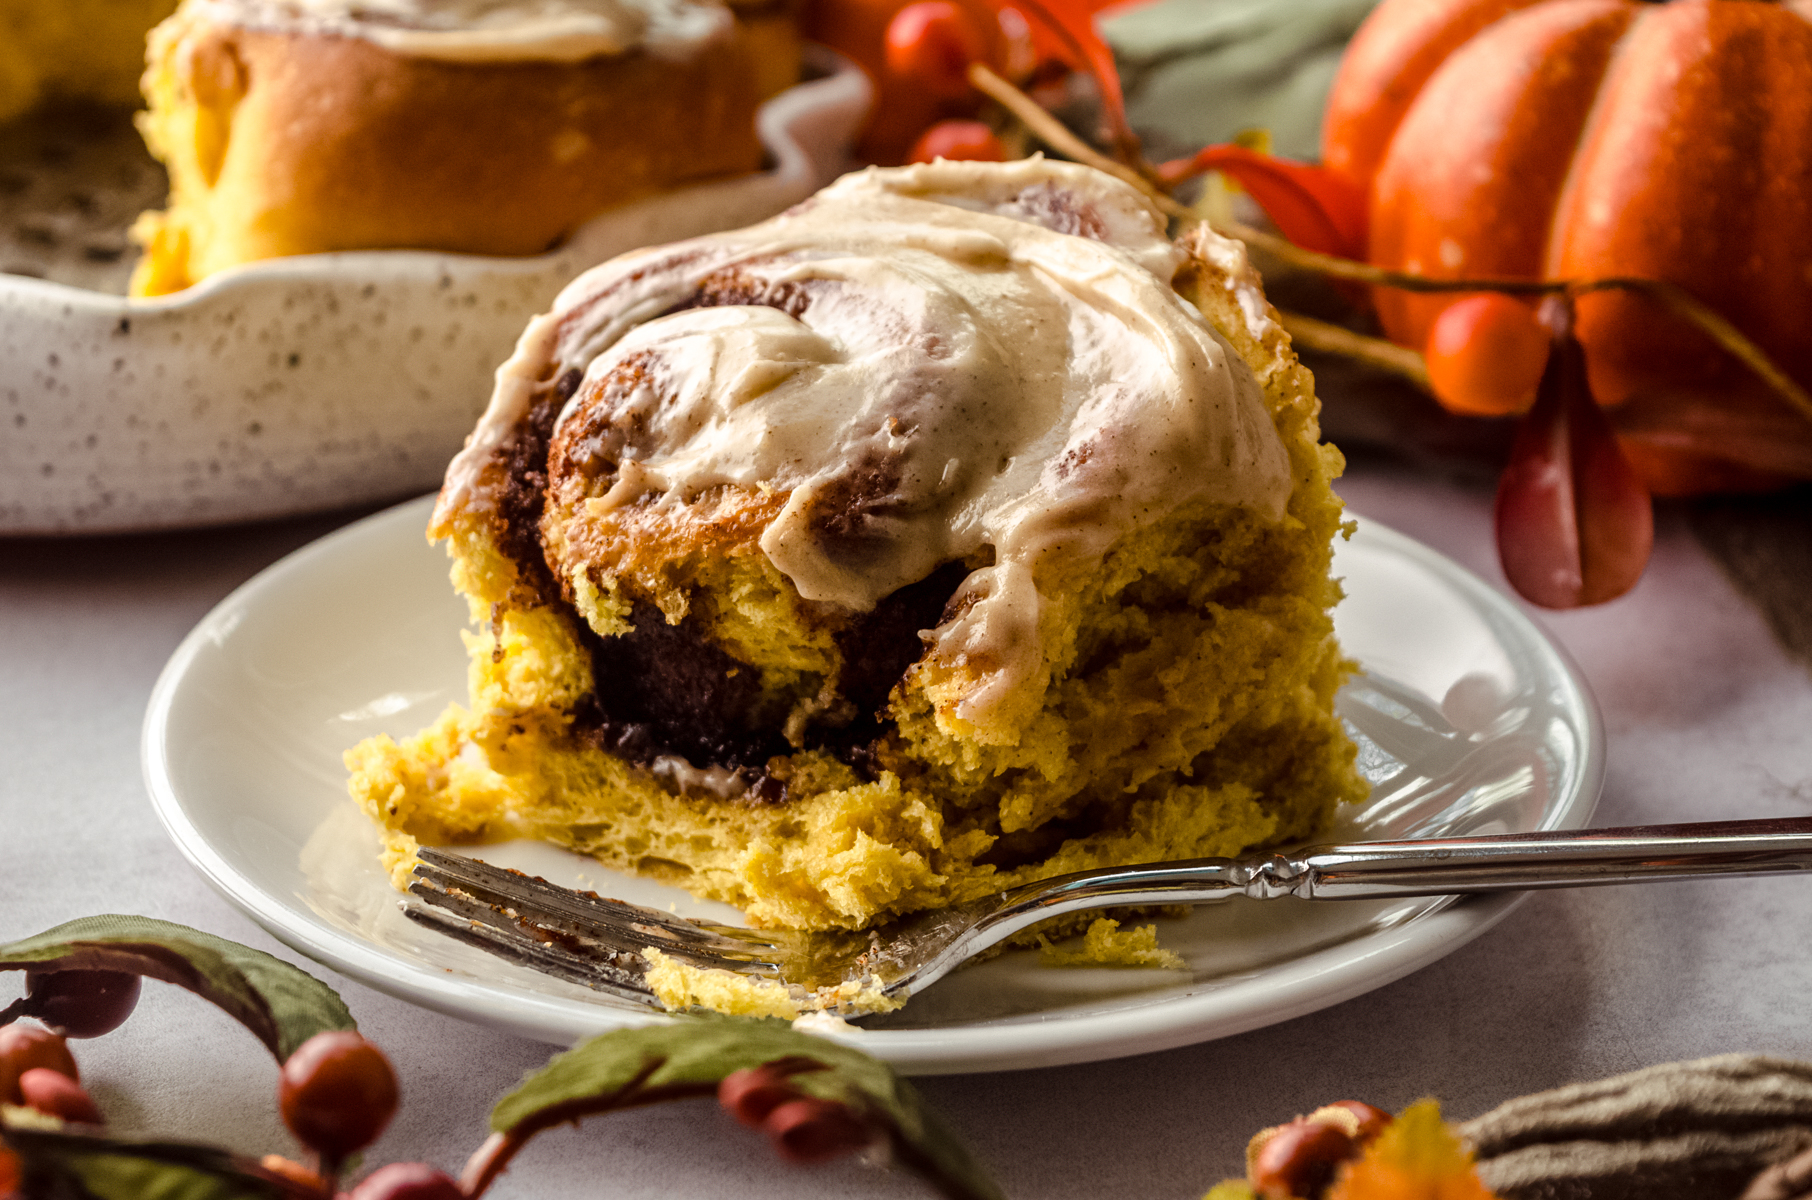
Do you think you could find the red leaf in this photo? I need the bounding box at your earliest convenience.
[1156,144,1368,259]
[1495,297,1653,608]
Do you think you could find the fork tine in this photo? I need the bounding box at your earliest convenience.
[410,848,787,974]
[403,849,956,1014]
[417,848,774,952]
[403,885,662,1007]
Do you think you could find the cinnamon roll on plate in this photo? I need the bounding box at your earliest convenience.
[346,159,1365,963]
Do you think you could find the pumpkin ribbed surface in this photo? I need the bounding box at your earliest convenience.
[1324,0,1812,494]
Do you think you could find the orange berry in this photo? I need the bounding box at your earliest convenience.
[18,1068,103,1125]
[278,1032,399,1162]
[909,119,1005,163]
[1424,294,1549,418]
[885,2,986,100]
[24,970,141,1039]
[0,1144,20,1196]
[0,1025,78,1106]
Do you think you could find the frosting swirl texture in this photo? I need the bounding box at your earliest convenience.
[446,158,1293,719]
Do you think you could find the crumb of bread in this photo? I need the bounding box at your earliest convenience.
[1038,918,1186,970]
[644,949,803,1020]
[642,949,905,1019]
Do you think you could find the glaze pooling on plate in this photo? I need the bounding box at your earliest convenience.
[141,497,1603,1072]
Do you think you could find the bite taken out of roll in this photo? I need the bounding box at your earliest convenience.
[347,156,1366,937]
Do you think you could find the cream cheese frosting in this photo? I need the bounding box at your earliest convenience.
[442,158,1293,721]
[190,0,732,62]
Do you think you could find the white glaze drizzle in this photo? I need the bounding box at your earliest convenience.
[188,0,731,62]
[443,159,1292,722]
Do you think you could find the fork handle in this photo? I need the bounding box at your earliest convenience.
[993,817,1812,927]
[1291,816,1812,899]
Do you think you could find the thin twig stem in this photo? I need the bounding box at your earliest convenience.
[1572,278,1812,424]
[968,65,1158,198]
[1278,311,1431,391]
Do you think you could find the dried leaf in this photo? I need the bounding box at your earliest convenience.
[481,1017,1002,1200]
[1328,1100,1498,1200]
[0,1124,298,1200]
[0,916,354,1063]
[1495,297,1653,608]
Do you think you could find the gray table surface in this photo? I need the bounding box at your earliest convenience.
[5,456,1811,1199]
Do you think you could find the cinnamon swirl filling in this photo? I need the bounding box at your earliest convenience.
[438,157,1295,789]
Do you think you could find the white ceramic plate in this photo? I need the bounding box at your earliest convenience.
[1,51,868,536]
[142,497,1603,1074]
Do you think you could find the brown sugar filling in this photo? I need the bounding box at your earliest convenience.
[484,276,974,793]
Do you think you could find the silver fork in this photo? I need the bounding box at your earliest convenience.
[403,817,1812,1015]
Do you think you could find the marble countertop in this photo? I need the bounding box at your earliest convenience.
[4,454,1811,1199]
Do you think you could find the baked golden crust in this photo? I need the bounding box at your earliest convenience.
[131,5,799,294]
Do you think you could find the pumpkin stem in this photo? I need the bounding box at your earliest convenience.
[1494,296,1653,608]
[1277,311,1432,390]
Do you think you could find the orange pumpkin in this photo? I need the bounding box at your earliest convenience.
[1321,0,1812,495]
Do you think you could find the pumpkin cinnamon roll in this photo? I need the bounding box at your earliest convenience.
[130,0,799,295]
[347,157,1365,932]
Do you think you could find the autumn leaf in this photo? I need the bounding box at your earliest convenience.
[0,1123,306,1200]
[1495,296,1653,608]
[0,916,354,1062]
[468,1017,1002,1200]
[1328,1100,1498,1200]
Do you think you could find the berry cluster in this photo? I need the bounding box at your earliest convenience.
[3,969,144,1196]
[0,968,458,1200]
[717,1059,876,1164]
[1,969,887,1200]
[881,1,1010,165]
[1,967,143,1129]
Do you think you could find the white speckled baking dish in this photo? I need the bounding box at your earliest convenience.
[0,51,868,535]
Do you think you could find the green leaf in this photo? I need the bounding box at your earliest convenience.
[0,916,354,1062]
[489,1016,1003,1200]
[1,1124,294,1200]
